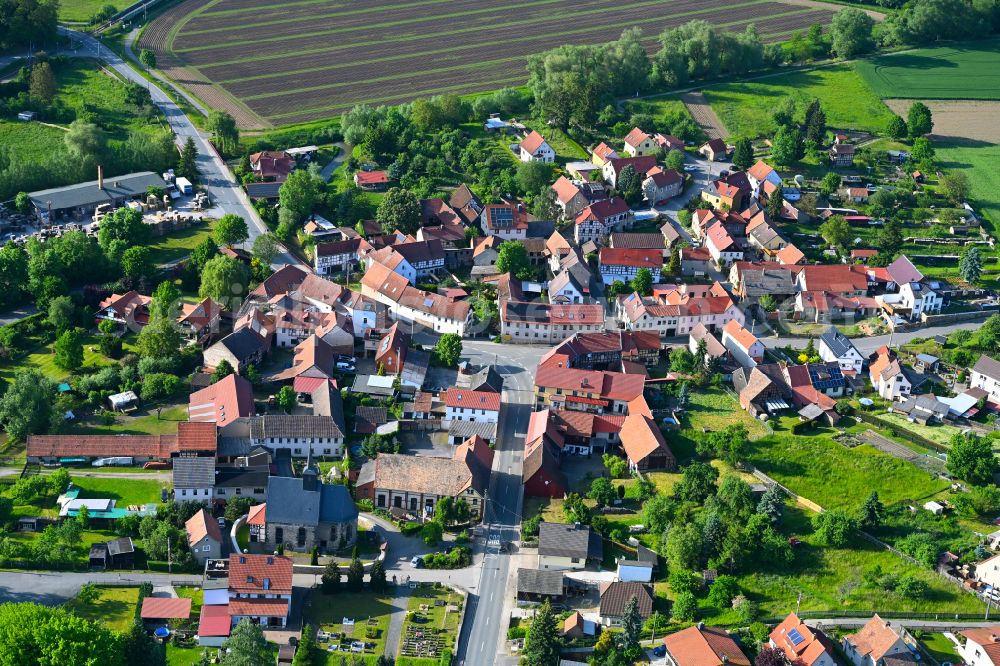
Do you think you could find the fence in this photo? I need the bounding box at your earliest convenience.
[853,411,948,454]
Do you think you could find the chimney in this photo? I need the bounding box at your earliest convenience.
[97,165,104,190]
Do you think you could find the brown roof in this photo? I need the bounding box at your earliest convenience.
[229,598,290,618]
[177,297,223,330]
[552,176,583,205]
[664,625,751,666]
[29,433,179,459]
[188,374,255,427]
[599,581,652,618]
[251,265,308,300]
[177,421,218,453]
[228,554,293,594]
[186,508,223,548]
[845,616,904,662]
[140,597,192,620]
[961,627,1000,666]
[620,414,674,465]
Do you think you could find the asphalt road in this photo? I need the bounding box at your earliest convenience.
[763,319,985,355]
[455,340,547,666]
[57,28,303,270]
[0,571,201,605]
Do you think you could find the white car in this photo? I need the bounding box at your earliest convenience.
[683,164,699,172]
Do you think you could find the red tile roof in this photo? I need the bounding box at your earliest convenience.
[771,613,834,666]
[28,433,179,459]
[520,131,548,154]
[798,265,868,293]
[723,320,759,352]
[186,508,223,549]
[576,197,630,224]
[141,597,192,620]
[552,176,582,205]
[198,605,231,637]
[177,421,218,453]
[229,598,290,618]
[444,389,501,412]
[188,374,255,428]
[664,625,751,666]
[624,127,650,148]
[247,503,267,526]
[354,171,389,186]
[620,413,673,465]
[599,248,662,269]
[228,554,293,595]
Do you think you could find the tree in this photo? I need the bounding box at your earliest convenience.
[757,484,784,523]
[631,267,653,296]
[435,333,462,366]
[29,61,55,102]
[666,149,686,171]
[0,602,125,666]
[911,137,935,165]
[717,475,755,521]
[375,187,420,235]
[907,102,933,137]
[708,575,740,608]
[521,599,560,666]
[293,624,315,666]
[516,160,554,195]
[98,207,148,259]
[617,594,643,661]
[887,115,907,140]
[200,255,250,308]
[151,281,181,320]
[676,461,719,503]
[820,215,851,249]
[370,559,387,592]
[812,508,857,546]
[0,370,54,440]
[941,171,970,205]
[214,214,249,248]
[347,557,364,592]
[877,218,903,259]
[252,233,280,266]
[321,559,340,593]
[771,126,800,166]
[804,99,826,144]
[64,120,106,160]
[207,111,240,157]
[421,520,443,545]
[137,314,181,360]
[766,186,785,220]
[224,497,254,523]
[177,137,199,181]
[495,240,532,280]
[53,328,84,372]
[211,359,235,384]
[819,171,841,197]
[47,295,75,332]
[756,646,788,666]
[830,8,875,57]
[671,591,697,622]
[665,522,702,570]
[858,491,884,530]
[731,138,754,171]
[139,49,157,69]
[960,247,983,285]
[948,433,998,485]
[588,477,617,506]
[222,619,271,666]
[617,164,643,203]
[758,293,778,313]
[121,246,153,282]
[276,385,297,414]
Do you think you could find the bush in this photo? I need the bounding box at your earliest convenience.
[401,521,422,536]
[422,546,471,569]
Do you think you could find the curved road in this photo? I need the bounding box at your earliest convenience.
[57,27,303,269]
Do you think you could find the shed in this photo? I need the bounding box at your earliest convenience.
[198,604,231,647]
[516,568,565,602]
[141,597,192,621]
[924,501,945,515]
[108,390,139,412]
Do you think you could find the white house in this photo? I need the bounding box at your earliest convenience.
[172,457,215,502]
[226,554,293,629]
[623,127,656,157]
[959,626,1000,666]
[705,222,743,267]
[819,326,865,374]
[598,247,663,286]
[367,247,417,285]
[575,197,632,245]
[972,355,1000,404]
[538,522,600,571]
[223,415,345,460]
[444,388,500,423]
[518,131,555,163]
[770,614,837,666]
[722,320,764,369]
[747,160,782,195]
[870,349,912,401]
[898,281,943,319]
[361,261,472,336]
[842,616,911,666]
[314,238,369,276]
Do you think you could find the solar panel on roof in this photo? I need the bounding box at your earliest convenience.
[788,628,805,645]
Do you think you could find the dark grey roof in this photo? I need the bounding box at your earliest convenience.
[246,182,282,199]
[538,522,599,559]
[448,420,497,441]
[896,393,949,418]
[610,233,666,250]
[394,240,444,265]
[214,465,270,488]
[29,171,167,212]
[356,406,387,428]
[217,437,253,457]
[916,353,939,365]
[636,544,657,566]
[973,354,1000,381]
[265,473,358,526]
[820,326,858,359]
[218,328,266,361]
[401,349,430,388]
[456,365,503,394]
[527,220,555,238]
[517,568,564,596]
[249,415,343,440]
[172,456,216,488]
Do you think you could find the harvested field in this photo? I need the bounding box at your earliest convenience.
[884,99,1000,144]
[140,0,839,128]
[681,91,729,140]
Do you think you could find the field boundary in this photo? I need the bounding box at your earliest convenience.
[681,92,729,140]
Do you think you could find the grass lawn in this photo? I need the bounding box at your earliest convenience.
[0,120,67,165]
[855,39,1000,100]
[747,423,950,511]
[69,404,189,436]
[59,0,125,22]
[72,476,167,506]
[145,220,217,266]
[399,586,462,664]
[306,590,395,665]
[63,585,138,631]
[0,331,137,384]
[936,140,1000,233]
[729,504,985,618]
[703,64,895,138]
[539,127,589,164]
[918,632,963,664]
[623,97,705,144]
[868,412,963,447]
[682,389,770,439]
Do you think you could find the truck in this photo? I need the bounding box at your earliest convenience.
[175,177,193,195]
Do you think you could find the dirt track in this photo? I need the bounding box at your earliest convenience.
[884,99,1000,144]
[681,91,730,140]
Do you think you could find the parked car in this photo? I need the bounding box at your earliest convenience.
[410,556,423,568]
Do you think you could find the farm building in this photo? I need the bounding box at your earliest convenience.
[28,170,168,221]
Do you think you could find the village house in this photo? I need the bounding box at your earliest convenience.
[28,421,217,465]
[663,624,751,666]
[747,160,782,194]
[689,323,728,367]
[617,284,743,338]
[450,183,484,226]
[681,246,712,277]
[623,127,657,157]
[188,374,255,428]
[705,222,743,267]
[185,508,223,566]
[958,626,1000,666]
[361,261,472,335]
[819,326,865,374]
[575,197,633,245]
[734,364,793,419]
[722,320,765,369]
[226,554,294,628]
[522,434,567,498]
[500,301,604,344]
[533,365,645,415]
[654,133,685,153]
[699,138,729,161]
[971,355,1000,405]
[549,268,589,304]
[538,330,661,371]
[250,151,295,182]
[526,408,624,456]
[263,464,358,553]
[770,613,837,666]
[643,168,684,204]
[598,247,663,286]
[519,130,555,163]
[444,388,501,423]
[314,238,371,276]
[591,142,619,166]
[602,156,657,188]
[829,143,856,168]
[481,203,528,241]
[172,456,216,502]
[600,581,653,626]
[538,522,602,570]
[869,347,912,401]
[702,179,745,211]
[203,327,268,374]
[620,411,676,473]
[551,176,607,221]
[842,616,911,666]
[222,414,344,459]
[375,322,410,375]
[96,291,152,332]
[354,170,389,191]
[356,435,493,521]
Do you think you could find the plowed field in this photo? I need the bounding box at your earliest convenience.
[140,0,839,128]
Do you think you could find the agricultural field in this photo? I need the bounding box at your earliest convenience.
[855,39,1000,100]
[59,0,125,23]
[139,0,840,128]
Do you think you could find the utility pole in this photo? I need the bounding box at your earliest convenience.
[795,590,802,615]
[167,536,172,574]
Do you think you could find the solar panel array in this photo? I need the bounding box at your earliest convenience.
[808,364,845,390]
[788,628,805,646]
